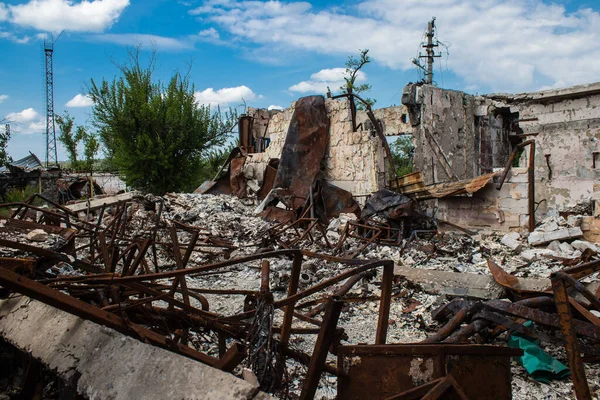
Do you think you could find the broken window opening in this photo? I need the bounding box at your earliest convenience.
[387,135,415,177]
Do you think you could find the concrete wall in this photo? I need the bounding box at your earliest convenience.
[501,87,600,215]
[402,84,512,185]
[0,296,270,400]
[404,82,600,234]
[438,168,530,231]
[243,98,412,196]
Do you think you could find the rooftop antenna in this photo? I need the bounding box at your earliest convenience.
[413,17,441,85]
[43,31,63,168]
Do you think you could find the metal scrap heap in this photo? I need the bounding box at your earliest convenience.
[0,188,598,400]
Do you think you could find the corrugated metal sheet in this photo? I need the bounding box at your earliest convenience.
[9,153,43,171]
[391,171,499,200]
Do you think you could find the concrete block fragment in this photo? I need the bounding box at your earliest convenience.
[527,231,546,246]
[559,242,575,255]
[0,297,270,400]
[26,229,48,242]
[520,249,556,262]
[547,240,561,252]
[501,234,523,252]
[567,215,583,228]
[571,240,599,253]
[543,221,559,232]
[528,227,583,246]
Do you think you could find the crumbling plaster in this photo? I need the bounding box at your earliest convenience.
[415,82,600,231]
[244,98,411,196]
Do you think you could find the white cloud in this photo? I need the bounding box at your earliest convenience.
[289,67,366,93]
[0,95,8,104]
[4,108,45,134]
[191,0,600,92]
[268,105,284,111]
[0,30,31,43]
[8,0,130,33]
[195,85,258,107]
[66,93,94,107]
[198,27,219,39]
[92,33,192,51]
[0,3,8,21]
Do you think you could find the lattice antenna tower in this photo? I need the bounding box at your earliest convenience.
[44,33,62,168]
[418,17,442,85]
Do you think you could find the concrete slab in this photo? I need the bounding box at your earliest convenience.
[66,192,135,213]
[0,296,270,400]
[394,266,550,300]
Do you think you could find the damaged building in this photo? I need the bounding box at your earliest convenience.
[208,81,599,239]
[0,80,599,400]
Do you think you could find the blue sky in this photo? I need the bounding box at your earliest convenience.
[0,0,599,161]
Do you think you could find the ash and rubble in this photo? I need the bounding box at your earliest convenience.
[136,192,600,399]
[1,188,599,399]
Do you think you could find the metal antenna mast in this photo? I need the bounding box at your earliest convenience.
[44,36,58,168]
[419,17,441,84]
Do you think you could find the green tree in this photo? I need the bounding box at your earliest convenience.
[56,113,81,170]
[56,113,100,172]
[88,48,237,194]
[83,131,100,173]
[390,136,414,177]
[339,49,376,110]
[0,122,12,167]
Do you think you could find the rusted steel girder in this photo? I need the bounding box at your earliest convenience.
[551,273,592,400]
[300,297,344,400]
[0,267,226,368]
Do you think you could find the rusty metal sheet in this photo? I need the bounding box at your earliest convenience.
[239,115,254,153]
[338,344,520,400]
[362,189,415,220]
[194,147,242,195]
[271,95,329,209]
[487,259,549,297]
[0,257,37,276]
[257,159,279,201]
[229,156,247,198]
[314,180,360,221]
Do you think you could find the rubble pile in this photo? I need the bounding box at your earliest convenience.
[0,189,599,400]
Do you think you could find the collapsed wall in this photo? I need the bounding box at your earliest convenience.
[402,82,600,237]
[237,81,599,238]
[243,98,411,196]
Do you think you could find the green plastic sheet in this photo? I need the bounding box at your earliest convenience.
[508,321,570,383]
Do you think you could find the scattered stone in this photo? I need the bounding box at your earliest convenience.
[571,240,599,253]
[547,240,561,252]
[520,249,556,262]
[528,227,583,246]
[501,232,523,252]
[26,229,48,242]
[543,221,559,232]
[567,215,583,227]
[558,242,575,255]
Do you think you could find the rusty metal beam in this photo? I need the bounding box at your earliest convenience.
[0,267,221,367]
[299,298,344,400]
[551,273,591,400]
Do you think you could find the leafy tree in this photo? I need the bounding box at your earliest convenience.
[82,131,100,173]
[0,123,12,167]
[339,49,376,110]
[88,48,237,194]
[56,113,81,170]
[390,136,415,177]
[56,113,100,172]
